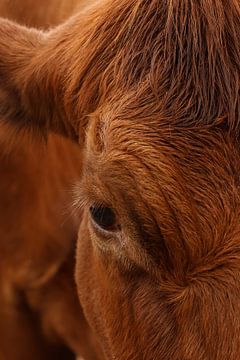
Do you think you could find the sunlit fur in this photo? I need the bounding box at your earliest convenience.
[0,0,240,359]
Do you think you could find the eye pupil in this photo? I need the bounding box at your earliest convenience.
[90,205,117,231]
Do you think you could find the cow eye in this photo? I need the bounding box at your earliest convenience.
[90,205,118,231]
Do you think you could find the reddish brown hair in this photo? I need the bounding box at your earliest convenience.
[0,1,240,359]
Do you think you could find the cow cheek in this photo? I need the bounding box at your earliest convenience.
[75,223,135,358]
[75,220,111,356]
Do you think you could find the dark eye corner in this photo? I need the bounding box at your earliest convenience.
[89,204,120,232]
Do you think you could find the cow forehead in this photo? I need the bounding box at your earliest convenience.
[84,115,240,244]
[86,112,240,184]
[79,118,240,279]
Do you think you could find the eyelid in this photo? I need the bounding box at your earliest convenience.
[90,217,118,236]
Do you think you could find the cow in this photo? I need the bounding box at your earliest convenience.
[0,0,99,359]
[0,0,240,359]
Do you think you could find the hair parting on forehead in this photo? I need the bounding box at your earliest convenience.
[63,0,240,132]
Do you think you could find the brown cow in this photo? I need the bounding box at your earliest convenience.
[0,1,100,359]
[0,0,240,359]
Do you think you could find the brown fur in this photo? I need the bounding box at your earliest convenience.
[0,0,240,359]
[0,1,100,359]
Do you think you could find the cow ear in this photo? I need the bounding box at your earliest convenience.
[0,19,78,141]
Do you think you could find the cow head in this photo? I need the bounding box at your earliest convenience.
[0,0,240,359]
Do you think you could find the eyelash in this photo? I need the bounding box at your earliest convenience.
[71,183,121,235]
[90,204,120,232]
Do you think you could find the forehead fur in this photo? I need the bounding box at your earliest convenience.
[84,110,240,273]
[63,0,240,276]
[59,0,240,134]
